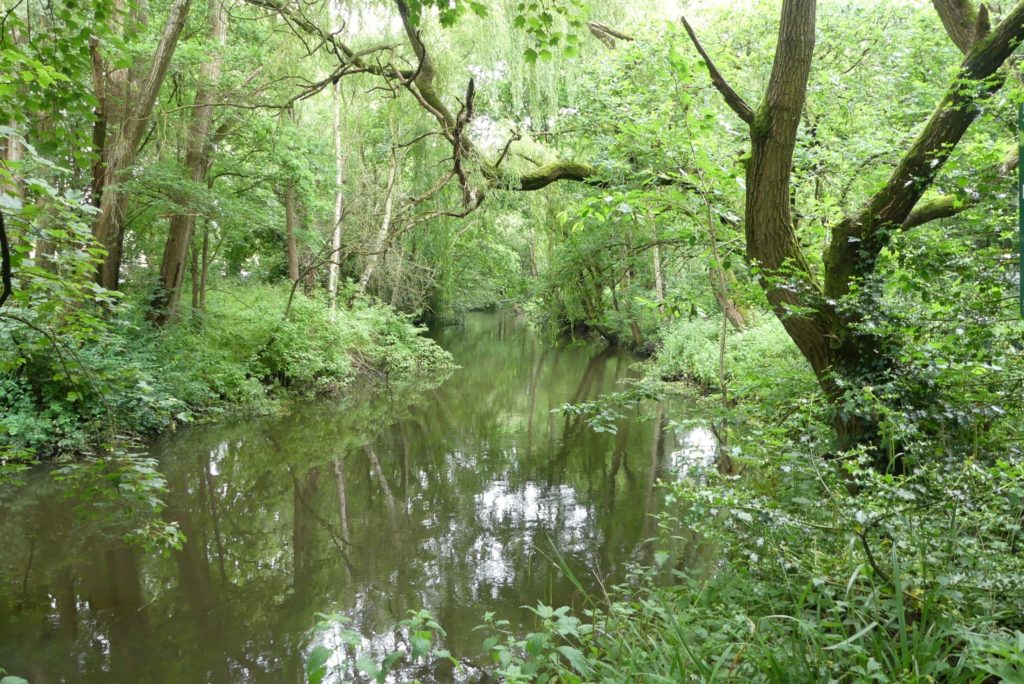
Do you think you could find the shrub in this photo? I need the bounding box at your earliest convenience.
[651,313,817,405]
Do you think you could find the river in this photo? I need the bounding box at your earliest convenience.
[0,311,714,682]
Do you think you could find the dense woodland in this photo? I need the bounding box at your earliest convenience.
[2,0,1024,681]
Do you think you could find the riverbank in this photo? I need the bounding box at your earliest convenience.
[402,316,1024,682]
[0,282,454,473]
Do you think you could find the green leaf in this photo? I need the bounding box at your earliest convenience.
[355,656,380,680]
[410,630,432,659]
[306,645,330,684]
[556,645,588,673]
[525,631,547,656]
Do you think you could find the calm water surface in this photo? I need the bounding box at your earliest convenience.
[0,312,713,682]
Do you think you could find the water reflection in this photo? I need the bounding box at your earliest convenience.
[0,312,712,682]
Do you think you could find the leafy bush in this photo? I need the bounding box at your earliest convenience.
[651,314,817,403]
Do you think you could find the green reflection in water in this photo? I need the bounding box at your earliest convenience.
[0,311,710,683]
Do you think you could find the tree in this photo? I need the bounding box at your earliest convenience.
[149,0,228,325]
[681,0,1024,452]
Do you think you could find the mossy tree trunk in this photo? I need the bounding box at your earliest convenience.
[92,0,192,291]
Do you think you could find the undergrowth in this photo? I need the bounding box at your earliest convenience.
[0,282,453,458]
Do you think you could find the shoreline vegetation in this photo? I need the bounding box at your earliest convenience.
[2,283,454,470]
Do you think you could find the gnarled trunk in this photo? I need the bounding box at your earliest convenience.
[684,0,1024,457]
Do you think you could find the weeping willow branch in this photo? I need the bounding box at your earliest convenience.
[246,0,601,198]
[243,0,415,80]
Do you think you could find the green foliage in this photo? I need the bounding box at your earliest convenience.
[0,674,29,684]
[307,609,457,683]
[0,282,452,457]
[51,442,187,553]
[651,314,817,403]
[0,445,33,486]
[477,604,592,683]
[4,0,1024,679]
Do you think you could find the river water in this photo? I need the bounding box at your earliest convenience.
[0,311,713,682]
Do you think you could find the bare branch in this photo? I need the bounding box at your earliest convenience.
[680,15,755,125]
[494,130,522,169]
[587,22,634,49]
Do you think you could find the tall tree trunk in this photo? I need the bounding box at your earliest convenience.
[149,0,226,325]
[327,81,344,309]
[357,149,399,294]
[199,222,209,311]
[190,234,200,311]
[92,0,193,291]
[327,2,345,310]
[652,243,664,304]
[303,251,316,296]
[1,128,22,204]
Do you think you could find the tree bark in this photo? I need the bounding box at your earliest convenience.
[199,222,209,311]
[190,234,200,311]
[358,149,399,294]
[710,268,747,331]
[92,0,192,291]
[932,0,988,54]
[149,0,225,325]
[327,79,345,310]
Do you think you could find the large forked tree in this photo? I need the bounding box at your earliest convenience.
[681,0,1024,451]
